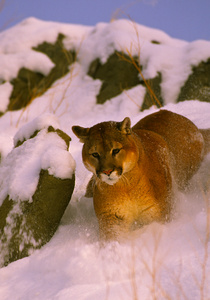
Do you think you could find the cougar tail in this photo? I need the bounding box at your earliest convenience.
[200,129,210,156]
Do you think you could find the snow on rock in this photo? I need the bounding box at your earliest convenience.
[0,129,72,203]
[0,17,90,54]
[0,113,75,204]
[0,114,75,267]
[0,17,90,81]
[77,19,187,73]
[77,19,210,105]
[0,17,210,110]
[0,134,13,161]
[0,51,55,81]
[14,113,60,146]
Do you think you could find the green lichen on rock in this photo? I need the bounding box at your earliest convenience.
[8,33,76,111]
[88,51,141,104]
[177,59,210,103]
[0,125,75,267]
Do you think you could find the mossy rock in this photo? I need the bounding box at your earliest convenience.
[177,58,210,103]
[88,51,163,109]
[8,33,76,111]
[88,50,210,110]
[88,51,141,104]
[0,171,75,266]
[8,68,45,110]
[0,125,75,267]
[141,59,210,108]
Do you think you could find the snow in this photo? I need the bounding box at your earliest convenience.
[0,18,209,300]
[13,113,60,146]
[0,17,90,81]
[0,82,12,112]
[0,114,75,205]
[0,17,90,53]
[0,50,55,81]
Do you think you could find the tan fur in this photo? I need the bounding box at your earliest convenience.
[72,110,210,240]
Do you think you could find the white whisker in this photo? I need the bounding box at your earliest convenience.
[121,174,129,186]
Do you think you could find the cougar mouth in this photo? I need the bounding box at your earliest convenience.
[98,168,123,185]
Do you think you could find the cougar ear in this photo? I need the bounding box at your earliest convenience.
[72,126,90,143]
[118,117,131,135]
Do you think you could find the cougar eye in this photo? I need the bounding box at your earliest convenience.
[112,148,121,156]
[92,152,100,159]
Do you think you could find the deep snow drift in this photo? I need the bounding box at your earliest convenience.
[0,18,209,300]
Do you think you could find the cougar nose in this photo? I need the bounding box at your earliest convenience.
[102,169,113,176]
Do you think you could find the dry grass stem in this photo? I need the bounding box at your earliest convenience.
[122,89,141,109]
[117,50,162,109]
[117,18,162,109]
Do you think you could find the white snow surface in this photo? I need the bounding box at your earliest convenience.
[0,18,209,300]
[13,113,60,146]
[0,114,75,205]
[0,82,12,112]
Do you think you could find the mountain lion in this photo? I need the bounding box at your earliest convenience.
[72,110,210,240]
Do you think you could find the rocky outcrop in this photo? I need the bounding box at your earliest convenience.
[0,115,75,267]
[8,34,75,111]
[88,51,210,110]
[88,51,141,104]
[0,18,210,114]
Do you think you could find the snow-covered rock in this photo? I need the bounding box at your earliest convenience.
[0,114,75,267]
[0,17,210,114]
